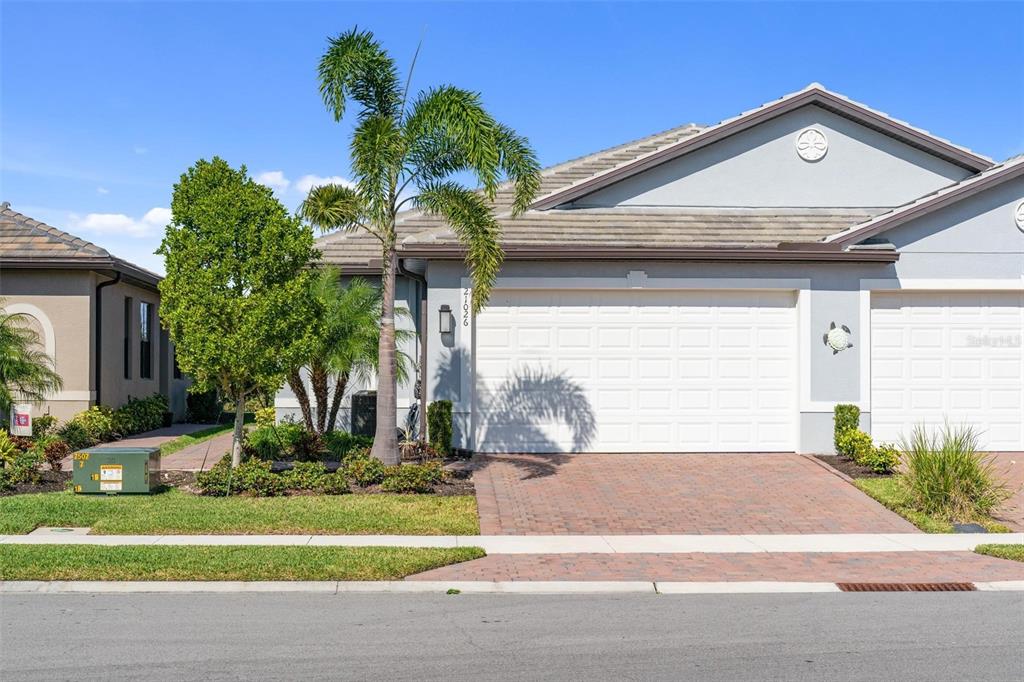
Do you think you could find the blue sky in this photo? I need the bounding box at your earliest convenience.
[3,1,1022,274]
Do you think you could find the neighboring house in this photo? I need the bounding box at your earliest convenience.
[278,84,1024,455]
[0,204,190,421]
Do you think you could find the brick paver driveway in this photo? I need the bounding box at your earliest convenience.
[472,453,917,535]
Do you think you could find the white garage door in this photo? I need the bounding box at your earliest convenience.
[474,289,798,453]
[871,292,1024,450]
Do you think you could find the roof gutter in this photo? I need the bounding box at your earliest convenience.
[400,245,900,263]
[94,271,122,407]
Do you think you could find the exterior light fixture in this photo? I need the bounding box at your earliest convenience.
[439,304,453,334]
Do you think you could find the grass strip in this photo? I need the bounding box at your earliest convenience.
[854,477,1009,533]
[159,423,235,457]
[0,489,480,536]
[974,544,1024,563]
[0,545,485,581]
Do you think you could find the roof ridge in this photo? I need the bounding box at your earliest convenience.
[0,203,110,257]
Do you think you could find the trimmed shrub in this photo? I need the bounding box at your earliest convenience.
[340,445,373,466]
[347,457,385,486]
[862,443,899,474]
[381,462,445,493]
[292,429,324,462]
[427,400,453,455]
[900,424,1008,520]
[833,404,860,454]
[111,394,169,435]
[31,415,57,440]
[56,420,92,452]
[315,472,350,495]
[836,428,873,462]
[323,431,373,460]
[280,461,328,491]
[196,456,285,497]
[186,389,222,423]
[0,432,43,490]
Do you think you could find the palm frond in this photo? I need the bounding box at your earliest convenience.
[0,304,63,411]
[318,28,402,122]
[350,113,404,229]
[403,86,501,199]
[299,183,367,235]
[415,182,503,313]
[494,123,541,215]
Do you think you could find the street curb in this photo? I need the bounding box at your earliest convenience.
[3,580,1023,595]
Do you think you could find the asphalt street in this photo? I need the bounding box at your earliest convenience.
[2,592,1022,680]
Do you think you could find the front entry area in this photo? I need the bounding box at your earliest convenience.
[871,291,1024,450]
[474,289,798,453]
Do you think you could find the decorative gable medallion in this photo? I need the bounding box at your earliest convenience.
[796,128,828,162]
[1015,200,1024,232]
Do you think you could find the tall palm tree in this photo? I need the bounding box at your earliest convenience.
[0,299,63,413]
[302,28,541,463]
[287,268,413,436]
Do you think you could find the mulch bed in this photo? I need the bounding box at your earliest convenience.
[0,470,71,496]
[815,454,890,479]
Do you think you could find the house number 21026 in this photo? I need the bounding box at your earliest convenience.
[462,288,471,327]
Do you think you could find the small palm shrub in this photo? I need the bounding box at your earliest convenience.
[899,424,1008,520]
[323,431,373,460]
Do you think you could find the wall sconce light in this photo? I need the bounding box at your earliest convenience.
[438,304,453,334]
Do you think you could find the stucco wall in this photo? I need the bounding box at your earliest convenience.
[0,269,95,421]
[575,105,972,209]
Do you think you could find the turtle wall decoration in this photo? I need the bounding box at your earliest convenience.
[823,322,854,354]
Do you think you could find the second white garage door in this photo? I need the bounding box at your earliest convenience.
[474,289,798,453]
[871,291,1024,450]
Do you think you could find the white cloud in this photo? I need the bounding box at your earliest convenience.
[294,174,353,195]
[96,186,109,195]
[254,170,290,193]
[71,207,171,238]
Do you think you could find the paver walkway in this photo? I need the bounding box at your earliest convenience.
[472,453,917,535]
[990,452,1024,531]
[59,424,229,472]
[409,551,1024,583]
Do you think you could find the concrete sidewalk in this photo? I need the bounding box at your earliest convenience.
[5,530,1022,553]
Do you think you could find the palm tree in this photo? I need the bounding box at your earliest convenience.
[302,28,541,463]
[0,299,63,413]
[287,269,412,436]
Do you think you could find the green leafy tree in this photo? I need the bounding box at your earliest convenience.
[0,298,63,413]
[158,158,320,467]
[286,268,413,435]
[302,28,541,463]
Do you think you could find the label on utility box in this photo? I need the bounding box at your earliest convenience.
[100,465,123,490]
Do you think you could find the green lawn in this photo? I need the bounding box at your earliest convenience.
[974,544,1024,563]
[159,423,234,456]
[854,477,1010,533]
[0,489,479,535]
[0,545,485,581]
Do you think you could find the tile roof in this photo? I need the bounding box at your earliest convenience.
[1,202,111,260]
[0,203,161,285]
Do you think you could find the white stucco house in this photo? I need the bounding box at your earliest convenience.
[277,84,1024,455]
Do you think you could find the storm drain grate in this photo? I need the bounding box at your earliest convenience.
[837,582,976,592]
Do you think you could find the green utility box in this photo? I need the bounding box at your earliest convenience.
[72,447,160,494]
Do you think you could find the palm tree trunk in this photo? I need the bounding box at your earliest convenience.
[286,368,315,433]
[371,246,400,464]
[311,361,330,434]
[326,372,349,434]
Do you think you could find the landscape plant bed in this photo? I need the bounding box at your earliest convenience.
[814,454,890,479]
[974,544,1024,563]
[0,489,480,535]
[0,545,486,581]
[854,477,1009,534]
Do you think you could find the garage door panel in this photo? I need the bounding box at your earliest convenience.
[871,292,1024,450]
[475,289,797,453]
